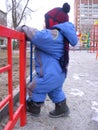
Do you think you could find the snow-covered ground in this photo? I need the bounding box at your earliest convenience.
[14,50,98,130]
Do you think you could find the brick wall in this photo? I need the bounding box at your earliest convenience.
[74,0,98,33]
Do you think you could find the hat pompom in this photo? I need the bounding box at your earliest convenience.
[62,3,70,13]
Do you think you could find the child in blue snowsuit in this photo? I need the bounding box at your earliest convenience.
[17,22,78,118]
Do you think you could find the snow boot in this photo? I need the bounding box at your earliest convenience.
[26,100,43,117]
[49,99,70,118]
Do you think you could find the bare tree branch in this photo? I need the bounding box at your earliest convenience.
[6,0,35,29]
[17,0,30,27]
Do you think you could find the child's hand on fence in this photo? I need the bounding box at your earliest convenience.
[16,25,26,32]
[16,25,37,41]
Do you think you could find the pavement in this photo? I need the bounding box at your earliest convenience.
[12,50,98,130]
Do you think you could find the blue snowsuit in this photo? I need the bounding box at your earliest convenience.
[28,22,78,103]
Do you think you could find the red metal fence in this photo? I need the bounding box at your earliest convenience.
[90,24,98,59]
[0,25,27,130]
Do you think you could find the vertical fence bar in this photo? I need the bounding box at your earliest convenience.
[7,38,13,121]
[19,35,27,126]
[30,42,33,82]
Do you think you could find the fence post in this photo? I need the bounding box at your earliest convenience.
[19,35,27,126]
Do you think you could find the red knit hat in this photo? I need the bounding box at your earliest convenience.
[44,3,70,29]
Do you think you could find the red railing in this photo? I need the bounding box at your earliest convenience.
[0,25,27,130]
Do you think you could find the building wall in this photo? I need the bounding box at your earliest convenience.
[0,10,7,26]
[74,0,98,33]
[0,10,7,47]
